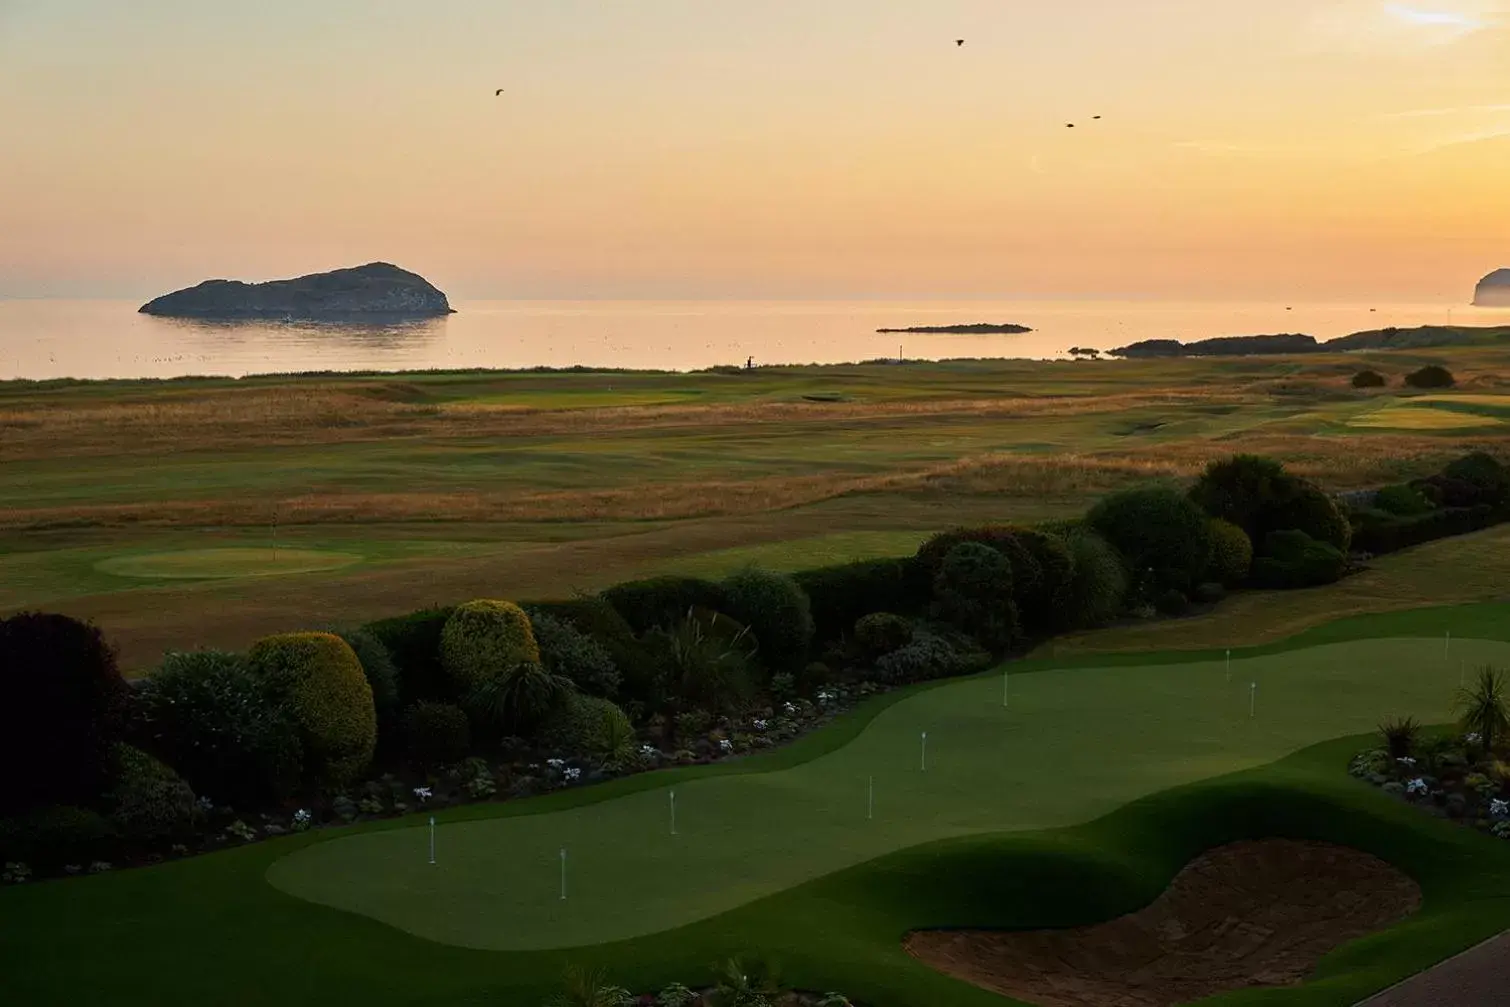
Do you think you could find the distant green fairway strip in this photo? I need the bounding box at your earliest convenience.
[267,635,1510,951]
[96,547,362,580]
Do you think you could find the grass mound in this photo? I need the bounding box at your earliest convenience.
[97,548,361,580]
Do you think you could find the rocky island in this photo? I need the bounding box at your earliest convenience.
[139,262,454,320]
[1474,269,1510,307]
[1109,325,1510,358]
[875,322,1032,334]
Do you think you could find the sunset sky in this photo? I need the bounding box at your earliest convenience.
[1,0,1506,300]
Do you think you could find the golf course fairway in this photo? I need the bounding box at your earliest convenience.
[267,634,1510,951]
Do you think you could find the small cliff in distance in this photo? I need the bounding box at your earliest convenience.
[139,262,454,320]
[1474,269,1510,307]
[1109,326,1510,358]
[875,322,1032,334]
[1110,333,1318,358]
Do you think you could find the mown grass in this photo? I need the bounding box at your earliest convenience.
[4,603,1510,1006]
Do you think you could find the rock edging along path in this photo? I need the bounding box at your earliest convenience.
[265,636,1510,952]
[1354,931,1510,1007]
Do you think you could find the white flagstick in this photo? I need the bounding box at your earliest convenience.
[1002,669,1009,708]
[1249,682,1257,719]
[670,789,677,835]
[559,848,567,901]
[920,731,928,772]
[867,776,874,820]
[428,816,436,865]
[1225,649,1231,683]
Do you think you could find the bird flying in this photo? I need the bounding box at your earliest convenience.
[955,39,964,46]
[1092,115,1102,119]
[495,89,505,96]
[1066,123,1075,128]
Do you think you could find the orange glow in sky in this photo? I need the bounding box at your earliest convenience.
[0,1,1506,299]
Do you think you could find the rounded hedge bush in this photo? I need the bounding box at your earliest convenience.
[1268,484,1352,552]
[1404,364,1454,389]
[1193,581,1228,604]
[402,701,471,769]
[332,628,401,725]
[854,612,913,659]
[1443,451,1510,506]
[0,611,129,816]
[720,567,815,671]
[1250,530,1346,588]
[1154,588,1190,616]
[1188,454,1294,540]
[1086,486,1212,594]
[136,649,303,807]
[539,694,637,765]
[440,600,542,694]
[108,743,199,841]
[1013,529,1075,634]
[0,805,119,870]
[600,576,729,635]
[525,610,621,698]
[1205,518,1254,585]
[247,632,377,787]
[1351,370,1386,389]
[1064,528,1128,628]
[523,597,663,710]
[1374,483,1433,517]
[931,542,1018,651]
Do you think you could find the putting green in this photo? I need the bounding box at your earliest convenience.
[267,635,1510,952]
[1348,406,1503,430]
[97,547,362,580]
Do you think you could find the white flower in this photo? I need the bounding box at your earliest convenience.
[640,744,657,757]
[753,719,768,731]
[1396,756,1416,766]
[817,690,834,703]
[782,702,796,714]
[1466,732,1482,745]
[718,739,734,753]
[563,767,582,782]
[292,809,312,831]
[1405,778,1429,795]
[546,758,566,769]
[196,795,214,812]
[412,786,432,803]
[1491,798,1510,819]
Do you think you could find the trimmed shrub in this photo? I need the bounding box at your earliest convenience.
[0,806,118,870]
[1204,519,1253,585]
[524,611,621,698]
[539,694,637,765]
[523,596,662,709]
[930,542,1018,651]
[1375,483,1433,517]
[1348,504,1496,555]
[248,632,377,787]
[1443,451,1510,506]
[853,613,913,659]
[107,743,198,841]
[1188,454,1293,540]
[401,701,471,769]
[1249,530,1346,589]
[1404,364,1454,389]
[874,630,991,685]
[1193,581,1227,604]
[721,568,814,671]
[135,650,303,807]
[1351,370,1386,388]
[1064,528,1128,628]
[1154,589,1190,617]
[600,576,729,634]
[466,661,574,738]
[1013,529,1076,634]
[792,558,928,642]
[361,606,454,706]
[1267,484,1352,552]
[440,600,542,693]
[332,628,400,728]
[1087,486,1212,594]
[0,611,130,816]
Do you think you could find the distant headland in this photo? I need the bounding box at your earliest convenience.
[1109,325,1510,359]
[1474,269,1510,307]
[138,262,454,321]
[875,322,1032,334]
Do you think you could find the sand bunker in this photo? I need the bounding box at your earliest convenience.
[905,840,1420,1007]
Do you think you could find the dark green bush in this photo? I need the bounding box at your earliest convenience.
[1204,519,1254,585]
[401,701,471,769]
[1267,484,1352,552]
[538,694,637,765]
[1064,528,1128,628]
[0,806,118,870]
[930,542,1018,651]
[1188,454,1293,540]
[792,557,928,642]
[600,576,729,634]
[1193,581,1227,604]
[0,611,130,816]
[1154,589,1190,616]
[248,632,377,787]
[107,743,199,841]
[1348,504,1495,555]
[440,600,542,694]
[522,596,662,710]
[1443,451,1510,506]
[1351,370,1386,388]
[525,611,621,698]
[465,661,574,738]
[874,629,991,685]
[645,614,755,716]
[135,649,302,807]
[720,567,814,671]
[332,628,400,729]
[1404,364,1454,389]
[360,606,454,706]
[853,613,913,659]
[1249,530,1346,588]
[1087,486,1211,594]
[1374,483,1433,517]
[1013,529,1075,634]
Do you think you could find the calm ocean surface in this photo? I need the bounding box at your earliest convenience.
[1,298,1505,382]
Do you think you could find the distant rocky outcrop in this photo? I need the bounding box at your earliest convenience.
[139,262,454,320]
[1110,333,1318,359]
[1474,269,1510,307]
[1109,325,1510,359]
[875,322,1032,334]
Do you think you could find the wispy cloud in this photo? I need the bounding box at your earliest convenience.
[1385,4,1489,28]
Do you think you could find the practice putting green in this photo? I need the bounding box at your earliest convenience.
[267,635,1510,951]
[96,547,362,580]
